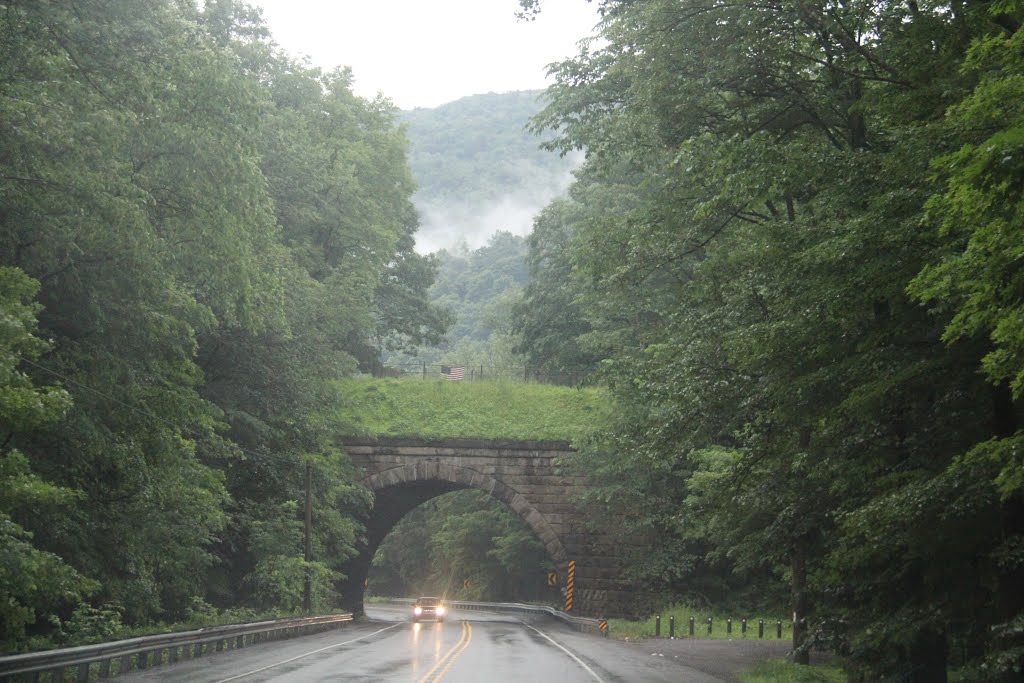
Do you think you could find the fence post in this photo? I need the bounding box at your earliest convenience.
[422,362,427,378]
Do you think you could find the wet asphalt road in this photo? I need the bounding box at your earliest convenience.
[119,606,724,682]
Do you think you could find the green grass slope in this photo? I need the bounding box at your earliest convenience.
[333,378,609,442]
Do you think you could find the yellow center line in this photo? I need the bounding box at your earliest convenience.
[417,621,471,683]
[431,622,472,682]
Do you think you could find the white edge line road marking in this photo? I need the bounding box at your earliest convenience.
[524,623,607,683]
[211,623,403,683]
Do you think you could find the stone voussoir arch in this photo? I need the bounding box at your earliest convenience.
[361,460,568,563]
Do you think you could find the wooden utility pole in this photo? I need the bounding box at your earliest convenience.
[303,460,312,612]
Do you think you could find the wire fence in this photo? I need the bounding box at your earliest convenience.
[367,361,593,387]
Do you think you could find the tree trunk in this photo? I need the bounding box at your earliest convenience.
[907,628,947,683]
[992,382,1016,438]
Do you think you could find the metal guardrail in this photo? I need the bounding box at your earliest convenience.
[380,599,604,635]
[0,613,353,682]
[1,601,600,682]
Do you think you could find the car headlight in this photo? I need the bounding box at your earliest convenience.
[414,606,423,615]
[436,606,445,616]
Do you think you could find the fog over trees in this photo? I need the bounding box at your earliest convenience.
[401,91,581,253]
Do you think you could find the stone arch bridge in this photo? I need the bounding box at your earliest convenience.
[338,437,636,618]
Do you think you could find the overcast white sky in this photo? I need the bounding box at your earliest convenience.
[247,0,601,110]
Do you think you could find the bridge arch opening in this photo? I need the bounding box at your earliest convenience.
[340,461,568,613]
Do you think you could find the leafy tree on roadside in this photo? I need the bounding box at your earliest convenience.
[0,0,443,648]
[511,199,600,382]
[523,0,1024,679]
[0,267,91,651]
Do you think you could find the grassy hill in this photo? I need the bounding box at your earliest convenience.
[333,377,609,442]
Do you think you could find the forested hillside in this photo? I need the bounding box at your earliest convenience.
[0,0,449,652]
[391,93,590,381]
[387,232,532,375]
[387,230,598,385]
[514,0,1024,680]
[401,91,581,252]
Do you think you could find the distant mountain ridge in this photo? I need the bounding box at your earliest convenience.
[401,91,580,254]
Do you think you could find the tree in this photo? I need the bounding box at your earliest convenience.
[524,0,1022,678]
[512,199,600,381]
[0,0,439,645]
[0,267,91,651]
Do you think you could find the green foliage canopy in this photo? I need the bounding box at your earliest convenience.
[0,0,444,651]
[517,0,1024,679]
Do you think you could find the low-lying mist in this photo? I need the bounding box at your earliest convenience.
[413,161,580,255]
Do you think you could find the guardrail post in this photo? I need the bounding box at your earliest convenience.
[100,658,112,678]
[76,662,89,682]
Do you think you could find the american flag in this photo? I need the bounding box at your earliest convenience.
[440,365,465,381]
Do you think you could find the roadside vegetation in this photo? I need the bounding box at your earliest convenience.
[738,661,846,683]
[0,0,447,654]
[513,0,1024,679]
